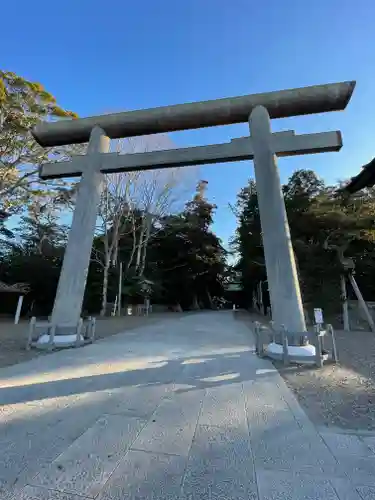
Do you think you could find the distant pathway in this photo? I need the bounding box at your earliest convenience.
[0,311,374,499]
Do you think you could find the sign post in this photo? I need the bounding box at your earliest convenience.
[314,308,324,326]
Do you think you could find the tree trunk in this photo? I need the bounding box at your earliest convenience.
[135,217,146,275]
[100,258,110,316]
[125,219,138,275]
[191,294,200,310]
[206,289,214,309]
[139,217,152,277]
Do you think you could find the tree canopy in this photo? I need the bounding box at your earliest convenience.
[0,70,81,227]
[0,178,226,316]
[233,169,375,314]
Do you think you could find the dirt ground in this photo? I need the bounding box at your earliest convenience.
[239,311,375,431]
[0,312,186,370]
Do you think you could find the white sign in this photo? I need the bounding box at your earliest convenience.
[314,308,324,325]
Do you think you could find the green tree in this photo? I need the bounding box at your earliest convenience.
[0,70,81,225]
[14,201,68,256]
[231,180,266,305]
[0,208,67,317]
[234,170,375,316]
[151,181,226,310]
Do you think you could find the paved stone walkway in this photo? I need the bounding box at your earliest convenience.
[0,311,375,499]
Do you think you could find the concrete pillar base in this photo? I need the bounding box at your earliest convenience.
[266,341,316,363]
[265,342,329,365]
[36,333,85,349]
[27,317,96,350]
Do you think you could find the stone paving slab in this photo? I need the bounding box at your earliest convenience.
[181,423,257,500]
[253,428,341,476]
[19,485,89,500]
[355,485,375,500]
[199,383,247,428]
[0,394,106,495]
[329,478,364,500]
[190,424,254,469]
[0,311,375,499]
[257,469,340,500]
[100,383,174,419]
[181,463,258,500]
[321,431,375,458]
[363,436,375,455]
[131,390,203,456]
[30,415,145,498]
[97,450,187,500]
[335,456,375,486]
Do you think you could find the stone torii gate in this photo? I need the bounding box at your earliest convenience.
[33,81,355,342]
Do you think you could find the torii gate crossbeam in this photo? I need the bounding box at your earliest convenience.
[39,130,342,179]
[33,81,354,146]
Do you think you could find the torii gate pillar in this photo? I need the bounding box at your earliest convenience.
[51,126,109,329]
[250,106,305,332]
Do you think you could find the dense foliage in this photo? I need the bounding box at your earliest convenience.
[0,70,80,225]
[233,169,375,314]
[0,174,226,316]
[86,180,226,313]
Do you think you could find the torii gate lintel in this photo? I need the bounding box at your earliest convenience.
[40,129,342,180]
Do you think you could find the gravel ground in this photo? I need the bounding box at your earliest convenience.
[0,312,186,370]
[239,311,375,431]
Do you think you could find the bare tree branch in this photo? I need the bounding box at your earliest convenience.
[93,133,199,314]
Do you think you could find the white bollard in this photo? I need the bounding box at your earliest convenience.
[14,295,24,324]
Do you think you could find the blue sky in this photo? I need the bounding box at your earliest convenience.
[3,0,375,247]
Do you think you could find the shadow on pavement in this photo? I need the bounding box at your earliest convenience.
[0,349,260,407]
